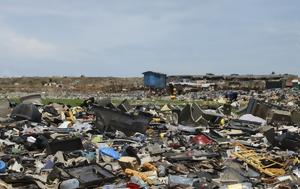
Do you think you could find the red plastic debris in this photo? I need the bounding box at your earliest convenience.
[127,183,140,189]
[192,135,213,145]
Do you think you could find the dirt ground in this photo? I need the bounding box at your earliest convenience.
[0,77,143,95]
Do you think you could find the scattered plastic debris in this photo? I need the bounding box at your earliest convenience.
[0,92,299,188]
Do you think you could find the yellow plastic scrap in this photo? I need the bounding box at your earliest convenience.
[293,157,300,165]
[170,95,176,100]
[232,143,286,177]
[71,106,84,115]
[65,110,76,123]
[152,118,161,123]
[159,133,166,139]
[143,162,157,171]
[220,118,225,126]
[91,135,103,143]
[125,169,153,185]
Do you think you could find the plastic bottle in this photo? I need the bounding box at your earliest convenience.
[157,165,166,177]
[0,160,6,173]
[59,179,80,189]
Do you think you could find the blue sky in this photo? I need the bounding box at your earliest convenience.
[0,0,300,77]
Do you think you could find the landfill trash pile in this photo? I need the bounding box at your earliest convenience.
[0,91,300,189]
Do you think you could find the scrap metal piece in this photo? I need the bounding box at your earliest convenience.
[269,109,292,125]
[117,99,132,112]
[232,143,286,177]
[204,129,230,145]
[11,103,42,122]
[179,103,204,125]
[179,103,222,125]
[146,144,166,155]
[264,128,300,151]
[222,103,232,115]
[239,114,267,125]
[227,119,261,135]
[94,98,116,109]
[165,151,219,162]
[291,110,300,125]
[168,175,194,188]
[46,138,83,155]
[65,164,116,187]
[0,99,11,118]
[246,98,270,119]
[0,173,39,188]
[94,106,151,136]
[20,94,42,105]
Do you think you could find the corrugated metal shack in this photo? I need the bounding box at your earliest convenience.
[143,71,167,89]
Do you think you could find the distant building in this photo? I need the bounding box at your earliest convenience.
[292,79,300,89]
[143,71,167,89]
[168,74,298,90]
[265,80,285,89]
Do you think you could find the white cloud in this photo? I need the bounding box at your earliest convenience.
[0,24,56,59]
[7,33,55,57]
